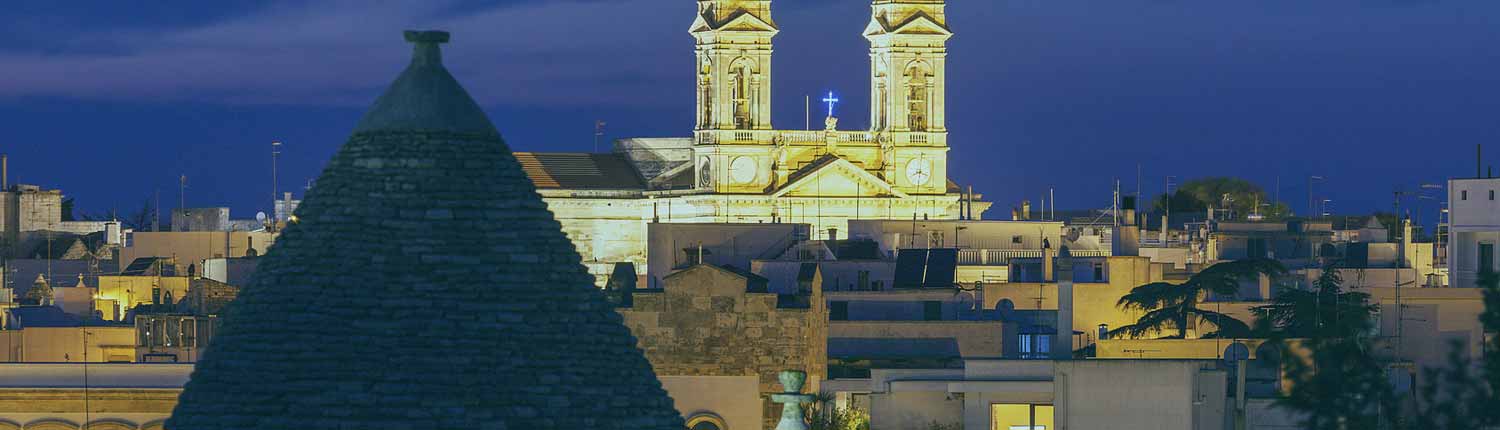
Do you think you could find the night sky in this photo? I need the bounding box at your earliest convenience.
[2,0,1496,227]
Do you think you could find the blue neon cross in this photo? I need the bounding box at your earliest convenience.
[822,91,840,117]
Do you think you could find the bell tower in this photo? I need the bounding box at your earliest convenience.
[866,0,950,135]
[692,0,778,131]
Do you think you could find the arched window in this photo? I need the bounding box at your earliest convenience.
[1247,343,1283,397]
[700,57,713,128]
[686,413,727,430]
[874,59,889,130]
[905,63,931,131]
[730,58,755,129]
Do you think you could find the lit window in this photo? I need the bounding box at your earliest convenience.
[992,403,1054,430]
[1018,333,1052,359]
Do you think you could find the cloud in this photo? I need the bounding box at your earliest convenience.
[0,0,690,108]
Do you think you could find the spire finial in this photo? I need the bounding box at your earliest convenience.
[403,30,450,66]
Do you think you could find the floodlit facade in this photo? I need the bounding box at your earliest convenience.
[519,0,991,285]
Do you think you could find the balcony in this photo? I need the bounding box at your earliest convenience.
[954,248,1111,266]
[692,129,945,147]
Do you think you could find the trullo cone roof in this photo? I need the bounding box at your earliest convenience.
[166,30,684,430]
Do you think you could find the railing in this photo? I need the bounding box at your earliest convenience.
[779,131,816,143]
[693,129,921,146]
[955,248,1111,266]
[834,131,877,143]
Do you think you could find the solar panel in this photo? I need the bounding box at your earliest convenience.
[122,257,163,276]
[923,248,958,288]
[893,248,927,289]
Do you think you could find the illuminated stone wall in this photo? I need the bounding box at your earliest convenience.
[618,264,827,430]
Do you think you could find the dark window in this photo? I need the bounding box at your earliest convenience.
[1481,243,1495,274]
[1248,238,1268,259]
[857,270,871,291]
[1012,235,1024,244]
[830,301,849,321]
[1093,263,1105,282]
[1491,190,1495,201]
[1463,190,1469,201]
[923,301,942,321]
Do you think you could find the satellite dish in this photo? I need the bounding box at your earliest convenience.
[256,212,268,223]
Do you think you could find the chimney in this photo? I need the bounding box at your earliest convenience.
[1,154,7,191]
[1399,216,1413,269]
[1042,244,1056,282]
[1022,200,1032,221]
[1480,144,1484,178]
[1113,196,1140,256]
[1160,214,1169,244]
[967,185,976,220]
[1053,246,1074,360]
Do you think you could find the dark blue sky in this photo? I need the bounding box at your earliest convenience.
[2,0,1496,226]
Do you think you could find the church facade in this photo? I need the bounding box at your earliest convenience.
[518,0,991,283]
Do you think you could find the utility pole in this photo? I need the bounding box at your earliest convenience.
[593,120,606,153]
[179,175,187,211]
[153,189,160,232]
[271,141,281,232]
[1393,189,1406,361]
[1307,175,1324,218]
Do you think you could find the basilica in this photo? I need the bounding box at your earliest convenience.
[517,0,991,283]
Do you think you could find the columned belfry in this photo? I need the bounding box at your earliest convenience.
[692,0,778,131]
[514,0,986,286]
[866,0,951,135]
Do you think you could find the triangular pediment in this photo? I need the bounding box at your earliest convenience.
[864,12,952,38]
[693,10,779,34]
[690,13,714,33]
[773,155,907,199]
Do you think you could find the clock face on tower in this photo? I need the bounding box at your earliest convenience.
[905,158,933,186]
[698,157,713,188]
[729,156,757,184]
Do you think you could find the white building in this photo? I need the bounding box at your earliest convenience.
[1447,177,1500,288]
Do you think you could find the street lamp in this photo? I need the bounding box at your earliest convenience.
[271,141,282,232]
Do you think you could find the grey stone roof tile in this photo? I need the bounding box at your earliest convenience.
[166,30,683,430]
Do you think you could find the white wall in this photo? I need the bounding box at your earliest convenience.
[1448,178,1500,288]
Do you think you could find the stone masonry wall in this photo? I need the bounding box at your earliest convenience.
[618,265,826,430]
